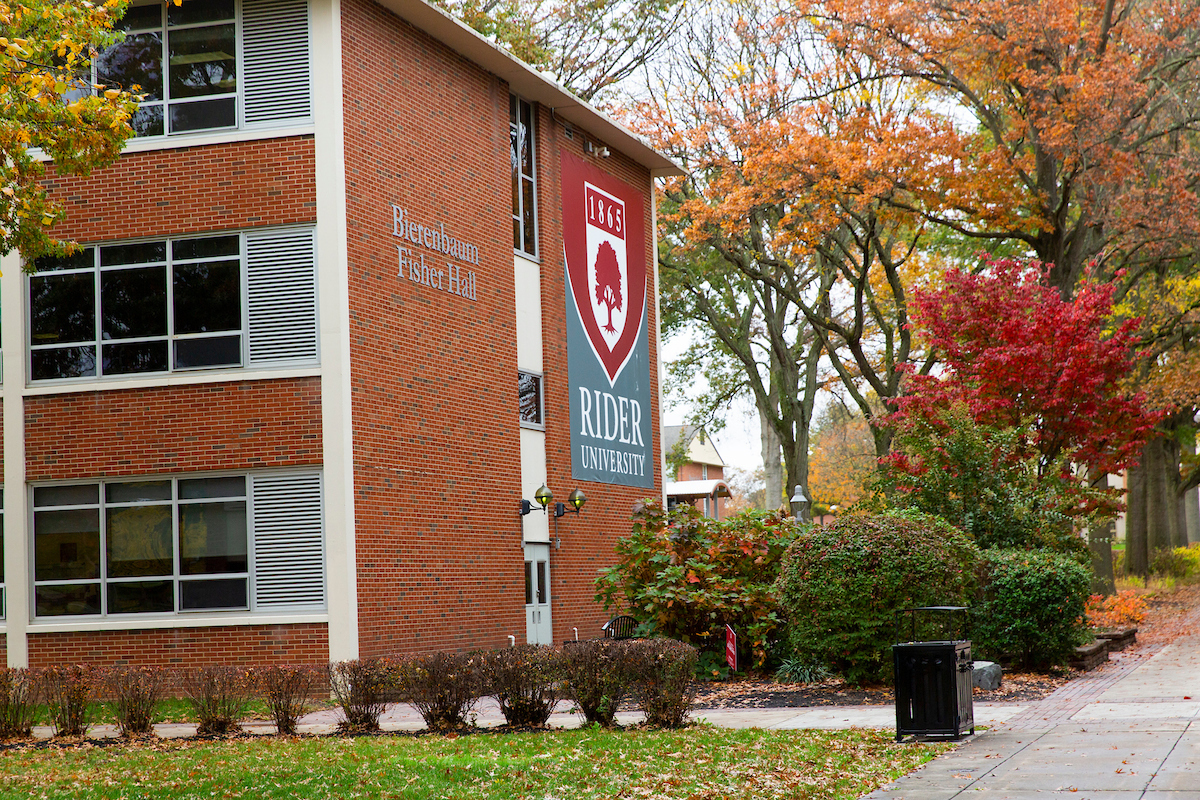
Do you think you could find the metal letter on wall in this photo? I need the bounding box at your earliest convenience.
[562,152,654,488]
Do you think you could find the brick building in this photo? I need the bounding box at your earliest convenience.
[664,425,730,519]
[0,0,679,669]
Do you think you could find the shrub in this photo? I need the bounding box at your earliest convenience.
[1150,545,1200,582]
[183,665,255,735]
[973,549,1092,669]
[109,666,165,737]
[1085,590,1148,630]
[627,639,697,728]
[392,652,482,731]
[776,510,980,685]
[328,658,395,732]
[774,657,832,684]
[596,501,803,670]
[258,665,320,735]
[0,668,39,739]
[478,645,562,727]
[560,639,634,727]
[40,664,98,737]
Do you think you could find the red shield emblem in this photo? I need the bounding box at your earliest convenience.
[562,153,647,384]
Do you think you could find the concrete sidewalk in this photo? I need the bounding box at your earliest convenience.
[867,628,1200,798]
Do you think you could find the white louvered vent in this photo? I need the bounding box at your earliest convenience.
[246,228,319,366]
[242,0,313,126]
[252,472,326,609]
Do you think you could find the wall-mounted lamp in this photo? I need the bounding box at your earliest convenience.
[554,488,587,518]
[582,140,611,159]
[519,484,553,517]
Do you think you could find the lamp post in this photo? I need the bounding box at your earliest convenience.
[789,484,809,522]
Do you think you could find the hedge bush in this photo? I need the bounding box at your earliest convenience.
[258,665,320,735]
[184,665,255,736]
[560,639,633,727]
[328,658,394,732]
[41,664,97,737]
[0,668,38,739]
[392,651,483,731]
[479,645,561,727]
[972,549,1092,669]
[628,639,697,728]
[776,510,980,685]
[109,665,165,737]
[596,501,803,671]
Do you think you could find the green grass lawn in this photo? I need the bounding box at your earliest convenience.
[0,726,950,799]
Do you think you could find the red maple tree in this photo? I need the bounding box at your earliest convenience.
[593,241,623,334]
[890,258,1158,479]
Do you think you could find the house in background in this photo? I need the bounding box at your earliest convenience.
[664,425,730,519]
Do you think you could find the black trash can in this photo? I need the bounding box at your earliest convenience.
[893,606,974,741]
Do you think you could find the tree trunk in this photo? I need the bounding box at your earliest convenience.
[1088,473,1116,595]
[1126,456,1149,576]
[1126,434,1188,575]
[1183,434,1200,544]
[759,405,784,511]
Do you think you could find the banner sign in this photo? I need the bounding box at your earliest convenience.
[726,625,738,672]
[562,153,654,488]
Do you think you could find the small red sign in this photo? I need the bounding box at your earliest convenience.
[725,624,737,672]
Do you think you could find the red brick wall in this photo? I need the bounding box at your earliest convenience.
[534,106,663,645]
[28,624,328,669]
[342,0,525,657]
[341,1,661,655]
[43,136,317,243]
[26,378,322,480]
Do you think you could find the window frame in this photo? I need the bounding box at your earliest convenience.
[510,94,539,258]
[518,369,545,430]
[94,0,243,139]
[27,233,250,384]
[31,475,252,619]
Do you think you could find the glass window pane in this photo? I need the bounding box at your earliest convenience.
[106,481,172,504]
[107,505,173,577]
[96,32,163,100]
[520,102,534,175]
[101,242,166,267]
[524,561,533,605]
[35,484,99,507]
[536,561,547,604]
[173,260,240,333]
[168,97,235,132]
[179,501,247,575]
[131,104,165,137]
[519,372,542,425]
[109,580,174,614]
[33,248,93,272]
[179,477,245,500]
[103,341,169,375]
[30,273,95,343]
[168,25,236,99]
[34,509,101,581]
[173,335,240,369]
[522,177,536,254]
[173,236,238,261]
[119,4,163,32]
[101,265,167,339]
[31,346,97,380]
[36,584,101,617]
[180,578,246,610]
[168,0,235,26]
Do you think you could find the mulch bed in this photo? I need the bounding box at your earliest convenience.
[690,670,1070,710]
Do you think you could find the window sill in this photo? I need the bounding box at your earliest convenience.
[23,364,322,396]
[519,421,546,432]
[30,123,316,162]
[27,611,328,634]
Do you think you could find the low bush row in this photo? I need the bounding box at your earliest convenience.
[0,638,697,741]
[776,510,1096,680]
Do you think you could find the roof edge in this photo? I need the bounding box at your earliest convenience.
[376,0,685,177]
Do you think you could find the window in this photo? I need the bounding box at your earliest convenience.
[28,227,318,382]
[519,370,543,428]
[88,0,311,138]
[32,472,324,618]
[510,95,537,256]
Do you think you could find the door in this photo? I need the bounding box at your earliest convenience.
[524,542,552,644]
